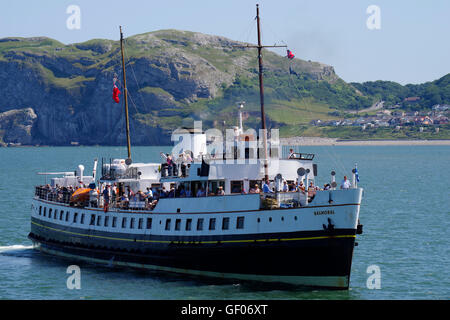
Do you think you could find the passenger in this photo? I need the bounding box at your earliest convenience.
[323,184,331,190]
[196,186,206,197]
[250,184,261,193]
[340,176,351,189]
[308,181,316,197]
[282,180,289,192]
[103,185,111,213]
[89,186,98,208]
[145,187,153,201]
[120,193,129,208]
[137,190,146,201]
[168,187,175,198]
[160,187,168,198]
[185,187,192,198]
[216,186,225,196]
[126,186,134,199]
[262,180,273,193]
[179,186,186,198]
[184,151,193,163]
[288,148,295,159]
[298,181,306,193]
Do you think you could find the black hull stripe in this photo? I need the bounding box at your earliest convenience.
[29,234,355,279]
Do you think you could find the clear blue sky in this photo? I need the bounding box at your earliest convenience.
[1,0,449,84]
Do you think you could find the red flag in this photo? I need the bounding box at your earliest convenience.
[112,86,121,103]
[287,50,295,60]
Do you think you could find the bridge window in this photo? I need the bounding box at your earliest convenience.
[230,181,243,194]
[236,216,245,229]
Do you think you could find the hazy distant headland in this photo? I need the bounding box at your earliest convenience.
[0,30,449,147]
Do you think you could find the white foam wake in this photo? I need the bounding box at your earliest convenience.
[0,245,34,253]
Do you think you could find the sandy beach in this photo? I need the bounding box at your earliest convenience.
[280,137,450,146]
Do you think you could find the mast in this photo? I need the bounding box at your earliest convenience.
[120,26,132,163]
[255,4,269,181]
[254,5,286,181]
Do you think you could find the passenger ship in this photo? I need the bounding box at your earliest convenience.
[28,5,363,289]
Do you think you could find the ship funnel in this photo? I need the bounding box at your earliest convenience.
[77,164,85,182]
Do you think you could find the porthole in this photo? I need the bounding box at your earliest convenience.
[269,217,272,222]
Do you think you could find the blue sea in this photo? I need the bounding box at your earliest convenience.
[0,145,448,300]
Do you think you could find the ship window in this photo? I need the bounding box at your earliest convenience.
[269,217,272,222]
[97,215,102,226]
[185,219,192,231]
[122,217,127,228]
[104,216,110,227]
[175,219,181,231]
[112,217,117,228]
[90,214,96,226]
[73,212,78,223]
[146,218,152,229]
[209,218,216,230]
[165,219,171,231]
[230,181,243,194]
[294,216,298,221]
[222,217,230,230]
[281,216,284,221]
[49,208,52,218]
[138,218,143,229]
[39,206,42,215]
[197,218,204,231]
[54,209,58,219]
[130,218,135,229]
[236,216,245,229]
[80,214,85,224]
[43,207,46,217]
[65,211,69,222]
[60,211,64,220]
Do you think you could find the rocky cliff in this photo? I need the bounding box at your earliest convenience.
[0,30,350,146]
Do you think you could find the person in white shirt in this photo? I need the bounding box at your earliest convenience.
[340,176,351,189]
[282,180,289,192]
[288,148,295,159]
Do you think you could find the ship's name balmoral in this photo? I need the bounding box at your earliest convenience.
[181,304,215,318]
[314,210,335,215]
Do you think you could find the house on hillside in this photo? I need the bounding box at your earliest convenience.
[404,97,421,102]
